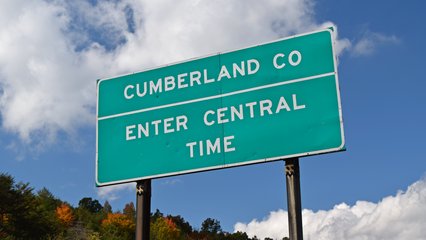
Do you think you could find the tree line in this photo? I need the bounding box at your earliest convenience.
[0,173,288,240]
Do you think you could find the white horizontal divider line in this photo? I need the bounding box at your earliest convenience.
[98,72,335,121]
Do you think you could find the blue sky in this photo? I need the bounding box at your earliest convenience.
[1,0,425,239]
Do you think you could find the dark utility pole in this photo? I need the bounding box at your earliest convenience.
[136,180,151,240]
[285,158,303,240]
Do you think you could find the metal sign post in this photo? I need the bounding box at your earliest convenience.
[285,158,303,240]
[136,180,151,240]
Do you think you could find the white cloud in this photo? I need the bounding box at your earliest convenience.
[0,0,350,148]
[97,182,136,202]
[234,178,426,240]
[352,31,399,57]
[160,178,183,186]
[0,0,113,145]
[113,0,349,71]
[235,209,289,239]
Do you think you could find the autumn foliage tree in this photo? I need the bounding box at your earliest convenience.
[56,203,74,227]
[1,173,289,240]
[151,216,181,240]
[101,213,135,240]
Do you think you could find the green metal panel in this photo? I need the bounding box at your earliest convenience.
[96,29,344,186]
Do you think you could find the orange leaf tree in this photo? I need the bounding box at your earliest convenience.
[101,213,135,240]
[56,203,74,227]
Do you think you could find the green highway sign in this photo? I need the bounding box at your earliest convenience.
[96,29,345,186]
